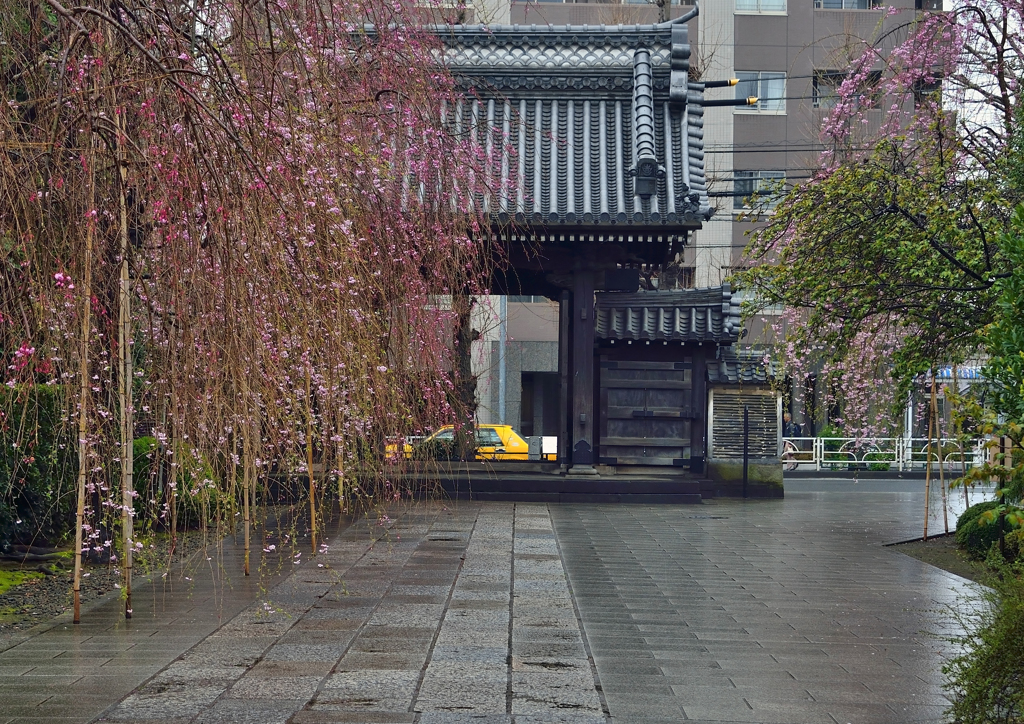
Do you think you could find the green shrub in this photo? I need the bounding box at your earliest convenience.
[0,385,76,548]
[170,445,221,529]
[131,437,160,529]
[864,451,892,472]
[944,562,1024,722]
[1003,529,1024,563]
[956,515,1004,560]
[819,424,844,469]
[958,500,1001,531]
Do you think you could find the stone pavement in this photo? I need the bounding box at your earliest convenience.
[0,520,321,723]
[0,480,987,723]
[552,479,980,724]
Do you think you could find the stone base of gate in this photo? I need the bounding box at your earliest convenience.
[705,458,784,499]
[427,466,704,504]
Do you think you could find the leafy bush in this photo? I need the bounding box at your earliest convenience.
[1003,529,1024,563]
[944,562,1024,722]
[958,500,1001,531]
[0,385,76,549]
[956,515,1004,560]
[132,437,160,529]
[864,451,892,471]
[818,424,844,469]
[170,445,221,529]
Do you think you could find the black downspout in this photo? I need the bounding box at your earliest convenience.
[743,405,749,499]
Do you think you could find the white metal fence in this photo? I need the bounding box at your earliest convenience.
[782,437,986,472]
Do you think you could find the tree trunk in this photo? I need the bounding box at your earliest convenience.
[452,293,477,461]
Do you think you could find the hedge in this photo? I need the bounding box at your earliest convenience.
[0,385,77,549]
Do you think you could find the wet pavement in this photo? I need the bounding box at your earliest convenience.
[553,479,980,724]
[0,479,985,723]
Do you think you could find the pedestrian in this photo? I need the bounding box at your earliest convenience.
[783,412,802,471]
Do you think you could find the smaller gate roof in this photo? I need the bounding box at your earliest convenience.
[595,285,741,343]
[707,347,771,385]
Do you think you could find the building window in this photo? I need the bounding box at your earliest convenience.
[812,72,842,109]
[813,70,882,109]
[814,0,880,7]
[913,78,942,107]
[736,0,786,11]
[734,170,785,210]
[508,295,550,303]
[736,72,786,112]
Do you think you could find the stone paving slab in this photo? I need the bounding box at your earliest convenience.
[0,502,602,724]
[0,522,321,724]
[550,479,981,724]
[0,482,990,723]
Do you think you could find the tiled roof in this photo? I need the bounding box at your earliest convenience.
[595,285,741,343]
[707,347,771,385]
[439,17,711,228]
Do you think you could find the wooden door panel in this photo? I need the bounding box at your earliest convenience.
[599,356,695,466]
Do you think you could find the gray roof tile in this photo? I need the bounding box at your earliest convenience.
[707,347,771,385]
[439,19,710,227]
[595,285,741,343]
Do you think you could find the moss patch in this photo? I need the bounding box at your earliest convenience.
[0,569,45,596]
[707,461,784,487]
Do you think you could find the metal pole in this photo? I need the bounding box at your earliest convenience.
[498,295,507,425]
[743,405,749,498]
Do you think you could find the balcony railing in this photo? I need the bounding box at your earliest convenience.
[783,437,986,472]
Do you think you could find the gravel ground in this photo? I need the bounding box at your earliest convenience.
[0,531,210,637]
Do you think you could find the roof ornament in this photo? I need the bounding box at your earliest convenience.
[631,49,665,200]
[666,3,697,109]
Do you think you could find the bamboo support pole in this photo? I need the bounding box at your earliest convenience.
[306,370,316,553]
[72,162,95,625]
[953,364,970,508]
[243,427,251,576]
[936,382,948,535]
[169,386,178,558]
[116,108,134,619]
[923,375,935,541]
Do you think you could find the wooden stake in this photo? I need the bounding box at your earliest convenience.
[953,364,970,508]
[116,106,134,619]
[923,374,935,541]
[936,380,948,535]
[306,370,316,553]
[72,146,95,625]
[243,427,251,576]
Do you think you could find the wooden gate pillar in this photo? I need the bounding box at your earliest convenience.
[570,269,597,472]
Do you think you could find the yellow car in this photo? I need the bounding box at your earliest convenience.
[393,424,530,461]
